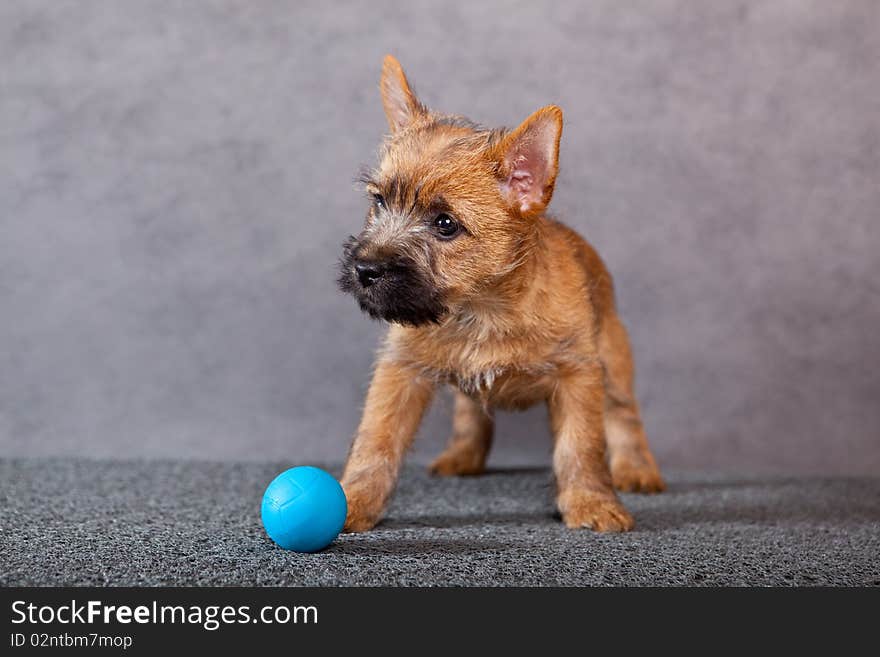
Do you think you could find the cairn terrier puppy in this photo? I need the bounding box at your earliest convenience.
[338,56,664,532]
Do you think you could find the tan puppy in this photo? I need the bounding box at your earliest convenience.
[338,56,665,533]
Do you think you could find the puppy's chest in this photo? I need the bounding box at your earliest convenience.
[426,343,560,408]
[397,325,577,408]
[447,364,555,409]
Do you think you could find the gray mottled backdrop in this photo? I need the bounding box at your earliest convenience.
[2,1,878,474]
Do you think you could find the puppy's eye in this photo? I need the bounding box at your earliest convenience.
[372,193,385,210]
[433,213,460,239]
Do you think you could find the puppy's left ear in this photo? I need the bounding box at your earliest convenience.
[494,106,563,216]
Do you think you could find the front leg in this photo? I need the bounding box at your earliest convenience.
[340,358,434,532]
[549,364,634,532]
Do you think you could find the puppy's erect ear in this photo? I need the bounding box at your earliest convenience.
[494,106,563,215]
[380,55,426,133]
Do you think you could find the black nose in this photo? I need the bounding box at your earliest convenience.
[355,262,384,288]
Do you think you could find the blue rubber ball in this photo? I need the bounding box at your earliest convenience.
[261,467,347,552]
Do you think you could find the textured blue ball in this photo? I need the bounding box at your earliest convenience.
[261,467,347,552]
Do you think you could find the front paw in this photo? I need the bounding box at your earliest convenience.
[341,484,384,533]
[558,489,635,532]
[343,512,379,533]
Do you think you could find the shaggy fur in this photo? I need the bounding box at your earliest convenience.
[338,56,664,533]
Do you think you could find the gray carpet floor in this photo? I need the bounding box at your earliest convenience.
[1,458,878,586]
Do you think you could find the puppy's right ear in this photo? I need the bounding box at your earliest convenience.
[380,55,426,133]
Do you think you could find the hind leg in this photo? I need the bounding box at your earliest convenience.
[600,313,665,493]
[429,389,493,476]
